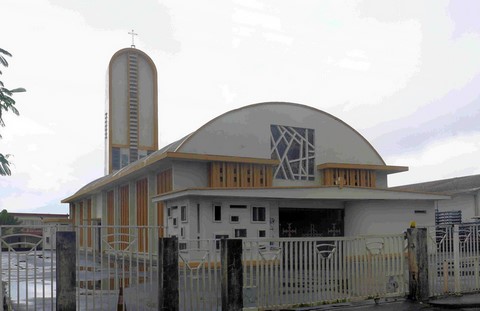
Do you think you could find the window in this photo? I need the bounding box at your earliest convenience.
[270,124,315,180]
[252,206,266,222]
[215,234,229,250]
[173,218,178,227]
[415,210,427,214]
[234,229,247,238]
[258,230,266,238]
[167,207,171,217]
[112,147,120,171]
[121,154,129,167]
[180,227,185,238]
[46,237,50,244]
[181,206,187,222]
[179,242,187,250]
[213,204,222,222]
[230,204,247,209]
[230,216,239,223]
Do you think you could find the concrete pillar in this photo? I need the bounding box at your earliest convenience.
[56,231,76,311]
[474,191,480,218]
[407,228,429,301]
[158,237,179,311]
[221,239,243,311]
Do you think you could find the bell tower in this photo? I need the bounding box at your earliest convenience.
[105,47,158,174]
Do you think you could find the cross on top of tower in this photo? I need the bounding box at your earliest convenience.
[128,29,138,48]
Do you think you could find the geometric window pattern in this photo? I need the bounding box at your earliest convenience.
[270,125,315,180]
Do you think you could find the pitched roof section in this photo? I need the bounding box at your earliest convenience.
[392,174,480,195]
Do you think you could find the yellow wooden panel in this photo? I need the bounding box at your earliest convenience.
[265,166,273,187]
[156,168,172,237]
[107,190,115,243]
[370,171,376,187]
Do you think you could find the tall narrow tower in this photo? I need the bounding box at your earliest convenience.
[105,47,158,174]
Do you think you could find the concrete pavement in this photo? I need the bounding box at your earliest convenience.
[279,293,480,310]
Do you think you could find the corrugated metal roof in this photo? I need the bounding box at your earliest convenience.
[392,174,480,195]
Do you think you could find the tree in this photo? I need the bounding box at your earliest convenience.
[0,48,25,176]
[0,209,20,226]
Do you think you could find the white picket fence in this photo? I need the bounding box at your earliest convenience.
[428,223,480,297]
[177,234,408,310]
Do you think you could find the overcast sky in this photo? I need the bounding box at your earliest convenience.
[1,0,479,213]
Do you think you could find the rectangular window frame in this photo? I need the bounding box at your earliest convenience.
[181,205,188,222]
[214,234,229,250]
[230,215,240,223]
[230,204,247,209]
[234,228,247,238]
[252,206,266,223]
[213,204,222,222]
[258,229,266,238]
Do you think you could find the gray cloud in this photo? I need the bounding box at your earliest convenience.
[367,73,480,156]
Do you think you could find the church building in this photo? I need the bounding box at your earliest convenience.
[62,47,449,252]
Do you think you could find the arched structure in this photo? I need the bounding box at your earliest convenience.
[64,101,448,250]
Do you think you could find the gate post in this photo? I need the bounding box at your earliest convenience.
[56,231,76,311]
[158,237,179,311]
[407,227,429,301]
[221,239,243,311]
[453,224,461,293]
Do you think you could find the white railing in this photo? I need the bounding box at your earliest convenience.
[178,234,407,310]
[428,224,480,297]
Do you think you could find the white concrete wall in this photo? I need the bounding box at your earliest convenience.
[165,197,275,241]
[92,193,103,219]
[138,56,155,148]
[344,200,435,236]
[376,172,388,188]
[110,53,128,146]
[437,194,476,222]
[178,103,384,181]
[172,161,208,189]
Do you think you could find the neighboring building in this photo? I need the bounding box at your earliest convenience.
[393,174,480,223]
[41,217,72,249]
[63,100,449,253]
[105,47,158,174]
[5,213,70,250]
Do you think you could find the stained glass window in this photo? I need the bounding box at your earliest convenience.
[270,125,315,180]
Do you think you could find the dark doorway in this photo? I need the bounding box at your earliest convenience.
[279,208,344,238]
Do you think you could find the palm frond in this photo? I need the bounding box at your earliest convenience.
[0,153,11,176]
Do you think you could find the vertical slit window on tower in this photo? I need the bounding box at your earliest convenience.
[112,147,120,171]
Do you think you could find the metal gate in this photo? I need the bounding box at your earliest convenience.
[0,224,70,311]
[428,224,480,296]
[76,225,161,311]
